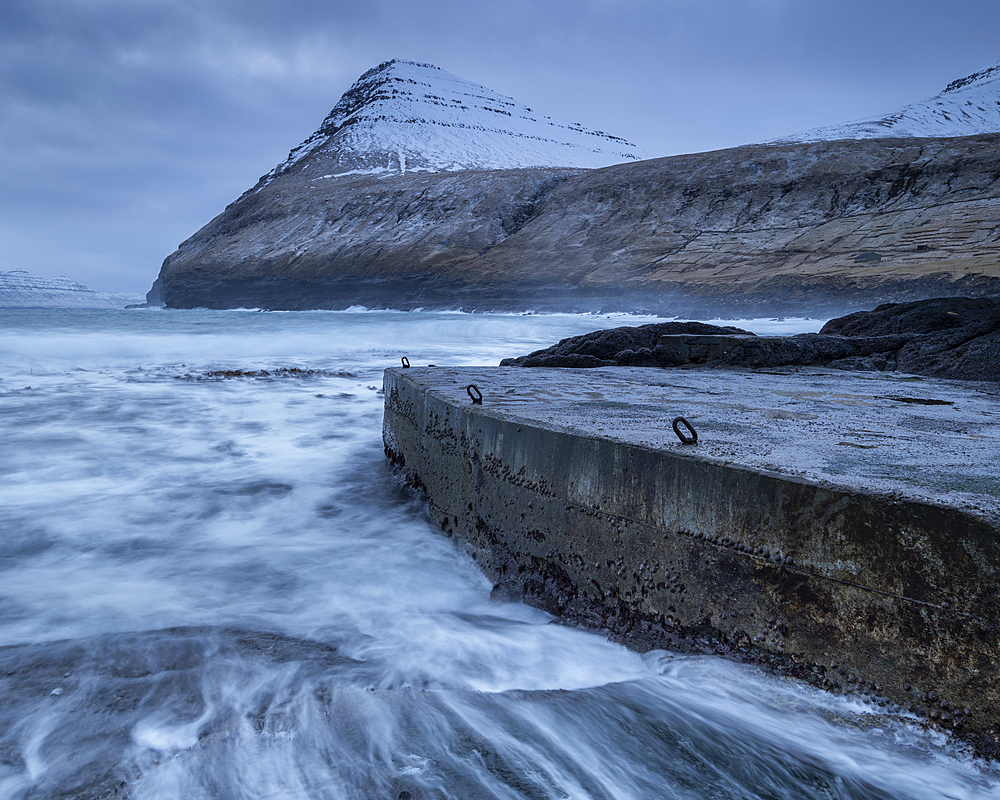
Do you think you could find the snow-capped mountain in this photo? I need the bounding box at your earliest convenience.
[0,270,142,308]
[254,60,657,189]
[151,58,1000,313]
[772,62,1000,143]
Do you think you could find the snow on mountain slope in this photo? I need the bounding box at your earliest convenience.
[255,60,658,190]
[772,63,1000,143]
[0,270,143,308]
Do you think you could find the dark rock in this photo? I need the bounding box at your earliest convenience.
[819,297,997,336]
[499,322,753,367]
[502,297,1000,382]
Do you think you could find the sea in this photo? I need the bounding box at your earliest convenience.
[1,307,997,800]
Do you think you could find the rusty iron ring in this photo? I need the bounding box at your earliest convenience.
[672,416,698,445]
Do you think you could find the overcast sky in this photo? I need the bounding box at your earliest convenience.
[2,0,998,294]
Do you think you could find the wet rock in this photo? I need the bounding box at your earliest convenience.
[820,297,996,336]
[500,322,753,367]
[502,297,1000,382]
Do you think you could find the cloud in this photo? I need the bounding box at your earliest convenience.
[2,0,999,291]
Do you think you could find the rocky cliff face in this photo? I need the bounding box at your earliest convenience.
[150,62,1000,315]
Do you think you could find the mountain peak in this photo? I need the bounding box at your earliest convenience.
[316,60,446,136]
[254,60,657,189]
[942,63,1000,94]
[770,60,1000,144]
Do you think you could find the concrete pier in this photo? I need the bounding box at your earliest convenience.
[382,365,1000,751]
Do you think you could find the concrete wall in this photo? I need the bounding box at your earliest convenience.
[383,367,1000,755]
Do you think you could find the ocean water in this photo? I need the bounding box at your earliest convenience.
[0,308,996,800]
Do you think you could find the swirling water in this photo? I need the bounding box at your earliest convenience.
[0,308,996,800]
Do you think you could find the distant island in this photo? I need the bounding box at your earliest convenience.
[0,269,143,309]
[148,60,1000,316]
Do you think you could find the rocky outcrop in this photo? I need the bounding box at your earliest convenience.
[819,296,997,336]
[499,321,754,368]
[501,297,1000,382]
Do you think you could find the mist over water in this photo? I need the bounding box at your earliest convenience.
[1,308,996,799]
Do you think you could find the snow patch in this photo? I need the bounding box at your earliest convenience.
[771,61,1000,143]
[254,59,658,192]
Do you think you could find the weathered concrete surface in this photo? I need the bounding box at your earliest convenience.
[383,365,1000,753]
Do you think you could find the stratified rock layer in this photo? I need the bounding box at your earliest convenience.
[251,60,655,187]
[152,134,1000,314]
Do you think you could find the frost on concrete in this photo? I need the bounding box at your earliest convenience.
[410,365,1000,524]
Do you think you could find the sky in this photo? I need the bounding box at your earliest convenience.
[2,0,999,295]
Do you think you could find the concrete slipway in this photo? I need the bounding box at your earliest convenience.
[382,365,1000,750]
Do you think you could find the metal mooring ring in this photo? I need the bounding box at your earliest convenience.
[467,384,483,405]
[672,416,698,445]
[401,357,410,368]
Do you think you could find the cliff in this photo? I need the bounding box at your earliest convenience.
[149,61,1000,315]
